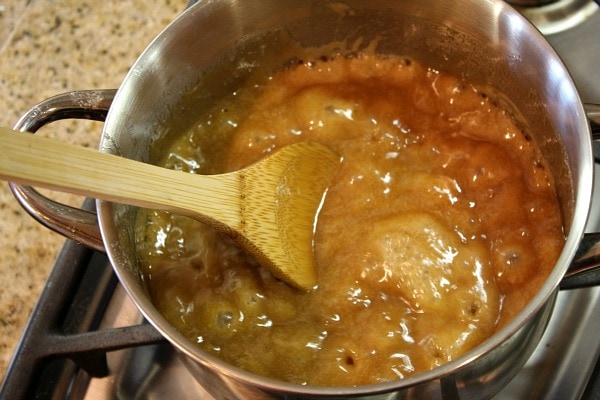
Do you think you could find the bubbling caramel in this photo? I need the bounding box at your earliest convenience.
[135,53,564,386]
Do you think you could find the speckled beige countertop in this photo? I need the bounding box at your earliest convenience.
[0,0,187,382]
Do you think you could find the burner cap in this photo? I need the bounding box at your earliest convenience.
[511,0,599,35]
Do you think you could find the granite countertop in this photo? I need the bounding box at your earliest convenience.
[0,0,187,382]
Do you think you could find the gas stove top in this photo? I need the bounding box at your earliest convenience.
[2,1,600,399]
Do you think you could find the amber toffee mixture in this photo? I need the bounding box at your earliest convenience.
[135,53,564,386]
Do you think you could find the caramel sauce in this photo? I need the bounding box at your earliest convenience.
[135,53,564,386]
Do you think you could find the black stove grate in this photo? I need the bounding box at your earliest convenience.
[0,237,165,400]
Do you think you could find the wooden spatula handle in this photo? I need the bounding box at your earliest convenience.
[0,127,241,228]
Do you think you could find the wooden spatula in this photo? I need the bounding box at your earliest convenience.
[0,127,340,290]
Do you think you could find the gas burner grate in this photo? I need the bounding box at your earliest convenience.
[0,237,166,400]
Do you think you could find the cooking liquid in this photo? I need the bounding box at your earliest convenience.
[135,53,564,386]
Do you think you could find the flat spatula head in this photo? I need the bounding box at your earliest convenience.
[237,142,341,291]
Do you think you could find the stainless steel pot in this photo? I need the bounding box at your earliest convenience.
[9,0,600,398]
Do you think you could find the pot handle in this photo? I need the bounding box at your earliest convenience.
[8,89,117,253]
[587,103,600,139]
[562,232,600,289]
[561,103,600,289]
